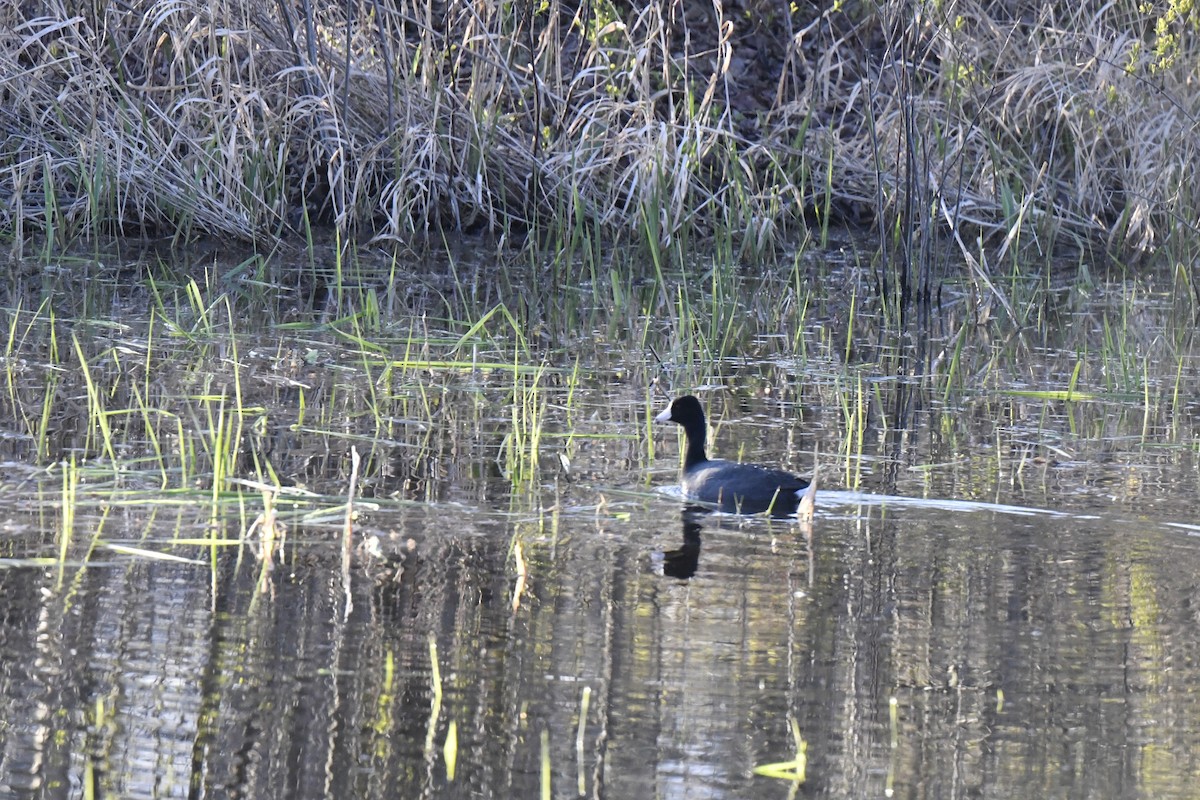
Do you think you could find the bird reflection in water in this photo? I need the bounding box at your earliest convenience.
[652,506,707,579]
[652,503,816,584]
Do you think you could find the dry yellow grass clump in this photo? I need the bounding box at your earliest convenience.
[1,0,1197,260]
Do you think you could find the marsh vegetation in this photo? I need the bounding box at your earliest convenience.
[5,0,1200,264]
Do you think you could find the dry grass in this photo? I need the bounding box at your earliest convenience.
[1,0,1198,260]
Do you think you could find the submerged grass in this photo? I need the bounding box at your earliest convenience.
[1,221,1200,590]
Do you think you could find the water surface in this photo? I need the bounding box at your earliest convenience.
[1,244,1198,798]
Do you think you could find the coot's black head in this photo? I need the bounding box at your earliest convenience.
[654,395,706,428]
[655,395,709,467]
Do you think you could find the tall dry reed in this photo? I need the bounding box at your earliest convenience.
[1,0,1197,261]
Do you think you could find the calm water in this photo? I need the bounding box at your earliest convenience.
[1,246,1200,798]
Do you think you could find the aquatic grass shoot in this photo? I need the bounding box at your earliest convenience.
[752,718,807,783]
[836,372,868,491]
[511,539,528,613]
[503,361,550,487]
[57,455,79,585]
[71,333,117,465]
[425,634,462,782]
[541,728,551,800]
[575,685,591,795]
[444,720,458,781]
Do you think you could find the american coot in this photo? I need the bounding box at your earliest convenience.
[655,395,812,517]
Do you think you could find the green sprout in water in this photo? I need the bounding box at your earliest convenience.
[752,718,807,783]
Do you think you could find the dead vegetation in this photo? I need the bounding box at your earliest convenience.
[1,0,1197,260]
